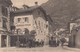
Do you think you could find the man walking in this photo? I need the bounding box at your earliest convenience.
[60,38,66,47]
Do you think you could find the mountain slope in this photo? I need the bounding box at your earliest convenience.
[42,0,80,29]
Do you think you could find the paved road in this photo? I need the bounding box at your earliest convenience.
[0,46,80,52]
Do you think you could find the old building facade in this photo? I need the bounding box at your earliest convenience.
[69,18,80,48]
[0,0,53,47]
[0,0,12,47]
[10,4,51,46]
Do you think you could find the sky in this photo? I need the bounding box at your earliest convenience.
[11,0,48,8]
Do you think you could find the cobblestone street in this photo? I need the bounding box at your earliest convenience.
[0,46,80,52]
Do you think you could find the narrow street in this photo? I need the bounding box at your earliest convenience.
[0,46,80,52]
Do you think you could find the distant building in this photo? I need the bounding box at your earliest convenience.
[69,18,80,48]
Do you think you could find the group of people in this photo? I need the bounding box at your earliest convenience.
[60,38,67,47]
[16,39,44,48]
[16,37,66,48]
[49,37,67,47]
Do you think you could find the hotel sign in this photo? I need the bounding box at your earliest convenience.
[16,24,31,26]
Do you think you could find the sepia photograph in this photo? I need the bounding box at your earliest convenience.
[0,0,80,52]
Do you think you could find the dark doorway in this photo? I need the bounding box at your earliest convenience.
[1,35,7,47]
[10,36,17,47]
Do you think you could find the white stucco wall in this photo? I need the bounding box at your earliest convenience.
[35,17,49,43]
[14,15,34,33]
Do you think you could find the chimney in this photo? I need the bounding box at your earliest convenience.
[35,2,38,6]
[12,6,19,11]
[23,4,30,9]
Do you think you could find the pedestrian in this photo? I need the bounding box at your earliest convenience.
[60,38,66,47]
[16,40,20,47]
[41,40,44,47]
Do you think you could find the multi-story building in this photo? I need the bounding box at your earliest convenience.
[10,3,51,46]
[0,0,12,47]
[69,18,80,48]
[0,0,53,47]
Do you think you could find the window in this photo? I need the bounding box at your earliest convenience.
[46,25,48,28]
[17,18,21,23]
[0,19,1,22]
[38,21,40,26]
[24,28,29,34]
[10,26,15,31]
[3,18,7,29]
[2,6,8,16]
[24,17,29,23]
[16,29,22,34]
[35,21,38,29]
[35,21,37,25]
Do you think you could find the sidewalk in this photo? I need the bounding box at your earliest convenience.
[0,46,80,52]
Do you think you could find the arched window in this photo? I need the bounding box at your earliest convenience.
[30,30,36,35]
[24,28,29,35]
[16,28,22,35]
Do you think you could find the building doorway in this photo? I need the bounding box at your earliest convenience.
[1,35,7,47]
[10,36,17,47]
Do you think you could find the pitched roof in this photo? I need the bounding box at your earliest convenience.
[3,0,12,5]
[12,6,40,13]
[11,5,48,21]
